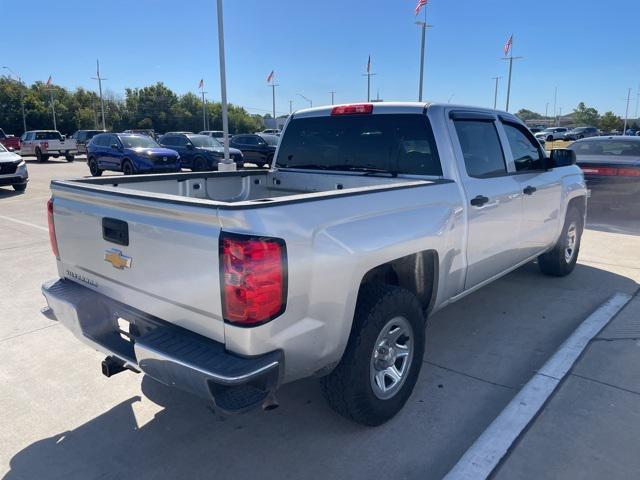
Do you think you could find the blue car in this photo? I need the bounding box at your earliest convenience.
[86,133,180,176]
[159,133,244,171]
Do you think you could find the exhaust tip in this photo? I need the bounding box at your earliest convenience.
[262,392,279,411]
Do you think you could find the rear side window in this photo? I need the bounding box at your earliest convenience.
[503,123,545,171]
[276,114,442,176]
[35,131,62,141]
[454,121,506,178]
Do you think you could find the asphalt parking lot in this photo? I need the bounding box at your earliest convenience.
[1,158,640,479]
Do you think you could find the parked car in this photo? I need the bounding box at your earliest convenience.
[163,131,193,135]
[19,130,77,162]
[0,128,21,151]
[534,127,569,142]
[72,129,106,154]
[563,127,599,141]
[625,129,637,136]
[0,143,28,192]
[258,129,281,136]
[229,133,278,168]
[123,129,157,139]
[42,102,586,425]
[86,133,180,176]
[569,136,640,209]
[199,130,225,139]
[158,133,244,171]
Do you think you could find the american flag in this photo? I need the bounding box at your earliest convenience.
[415,0,428,16]
[266,70,274,83]
[504,34,513,56]
[367,55,371,73]
[46,75,52,87]
[198,78,204,89]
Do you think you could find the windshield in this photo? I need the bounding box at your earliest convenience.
[260,135,279,146]
[189,135,219,148]
[276,114,442,176]
[120,135,160,149]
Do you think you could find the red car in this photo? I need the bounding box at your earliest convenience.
[0,128,21,151]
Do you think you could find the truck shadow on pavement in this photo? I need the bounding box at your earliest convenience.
[5,263,639,480]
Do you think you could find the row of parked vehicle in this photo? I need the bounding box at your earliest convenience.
[532,126,640,142]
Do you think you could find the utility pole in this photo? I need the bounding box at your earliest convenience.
[216,0,234,170]
[416,6,433,102]
[2,67,27,133]
[329,91,335,105]
[91,60,107,130]
[553,86,558,126]
[362,55,376,102]
[492,76,501,110]
[623,87,632,135]
[297,93,312,108]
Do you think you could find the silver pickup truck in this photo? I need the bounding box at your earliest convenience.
[42,103,586,425]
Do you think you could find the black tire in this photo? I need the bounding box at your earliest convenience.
[538,206,583,277]
[321,284,426,426]
[122,160,134,175]
[35,148,48,162]
[13,183,27,192]
[193,156,208,172]
[65,152,75,162]
[546,135,554,142]
[88,157,103,177]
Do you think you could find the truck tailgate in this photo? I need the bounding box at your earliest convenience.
[51,185,225,343]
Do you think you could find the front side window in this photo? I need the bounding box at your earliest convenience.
[189,135,217,147]
[503,123,545,171]
[454,120,506,178]
[119,135,159,149]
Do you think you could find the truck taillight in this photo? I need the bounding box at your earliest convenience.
[47,198,60,259]
[41,141,49,150]
[331,103,373,115]
[581,166,640,177]
[220,233,287,326]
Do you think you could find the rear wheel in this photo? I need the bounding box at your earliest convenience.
[88,157,103,177]
[546,135,554,142]
[65,151,75,162]
[122,160,134,175]
[193,156,208,172]
[36,148,48,162]
[538,206,583,277]
[321,284,425,426]
[13,183,27,192]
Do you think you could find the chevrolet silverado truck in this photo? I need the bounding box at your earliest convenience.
[41,103,587,425]
[20,130,77,162]
[0,128,21,151]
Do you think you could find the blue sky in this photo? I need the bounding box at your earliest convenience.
[5,0,640,117]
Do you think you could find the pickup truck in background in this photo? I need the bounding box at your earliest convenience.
[41,103,587,425]
[20,130,77,162]
[0,128,21,151]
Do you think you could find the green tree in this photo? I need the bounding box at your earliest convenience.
[573,102,599,126]
[516,109,542,121]
[599,111,623,132]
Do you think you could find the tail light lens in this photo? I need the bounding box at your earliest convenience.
[331,103,373,115]
[581,166,640,177]
[41,141,49,150]
[47,198,59,259]
[220,233,287,326]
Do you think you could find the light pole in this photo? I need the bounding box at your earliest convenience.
[2,66,27,133]
[91,60,107,130]
[416,7,433,102]
[289,100,293,115]
[623,87,632,135]
[635,84,639,120]
[553,86,558,126]
[216,0,234,170]
[329,91,335,105]
[362,56,376,102]
[491,76,501,110]
[545,102,549,119]
[297,93,312,108]
[268,77,279,124]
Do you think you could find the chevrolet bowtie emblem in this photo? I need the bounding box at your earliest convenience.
[104,248,132,270]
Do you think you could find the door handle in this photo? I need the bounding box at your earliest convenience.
[523,185,537,195]
[470,195,490,207]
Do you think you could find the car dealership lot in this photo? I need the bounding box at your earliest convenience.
[1,160,639,479]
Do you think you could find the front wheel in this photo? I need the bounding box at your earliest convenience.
[65,152,75,162]
[122,160,135,175]
[13,183,27,192]
[88,157,103,176]
[321,284,425,426]
[538,206,583,276]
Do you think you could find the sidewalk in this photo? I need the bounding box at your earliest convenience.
[493,292,640,480]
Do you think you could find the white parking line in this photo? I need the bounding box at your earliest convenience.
[0,214,48,232]
[443,293,633,480]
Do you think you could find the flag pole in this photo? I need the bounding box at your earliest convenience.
[362,56,376,102]
[48,83,57,130]
[416,6,432,102]
[216,0,234,171]
[492,76,501,110]
[201,84,207,132]
[501,35,522,113]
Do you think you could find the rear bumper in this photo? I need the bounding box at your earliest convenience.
[41,279,282,413]
[584,175,640,205]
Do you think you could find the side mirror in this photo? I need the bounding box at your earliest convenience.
[186,143,194,150]
[548,148,576,169]
[60,135,66,140]
[110,143,120,150]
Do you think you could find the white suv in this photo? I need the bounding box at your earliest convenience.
[535,127,569,142]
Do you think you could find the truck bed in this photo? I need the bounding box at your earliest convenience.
[52,169,433,208]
